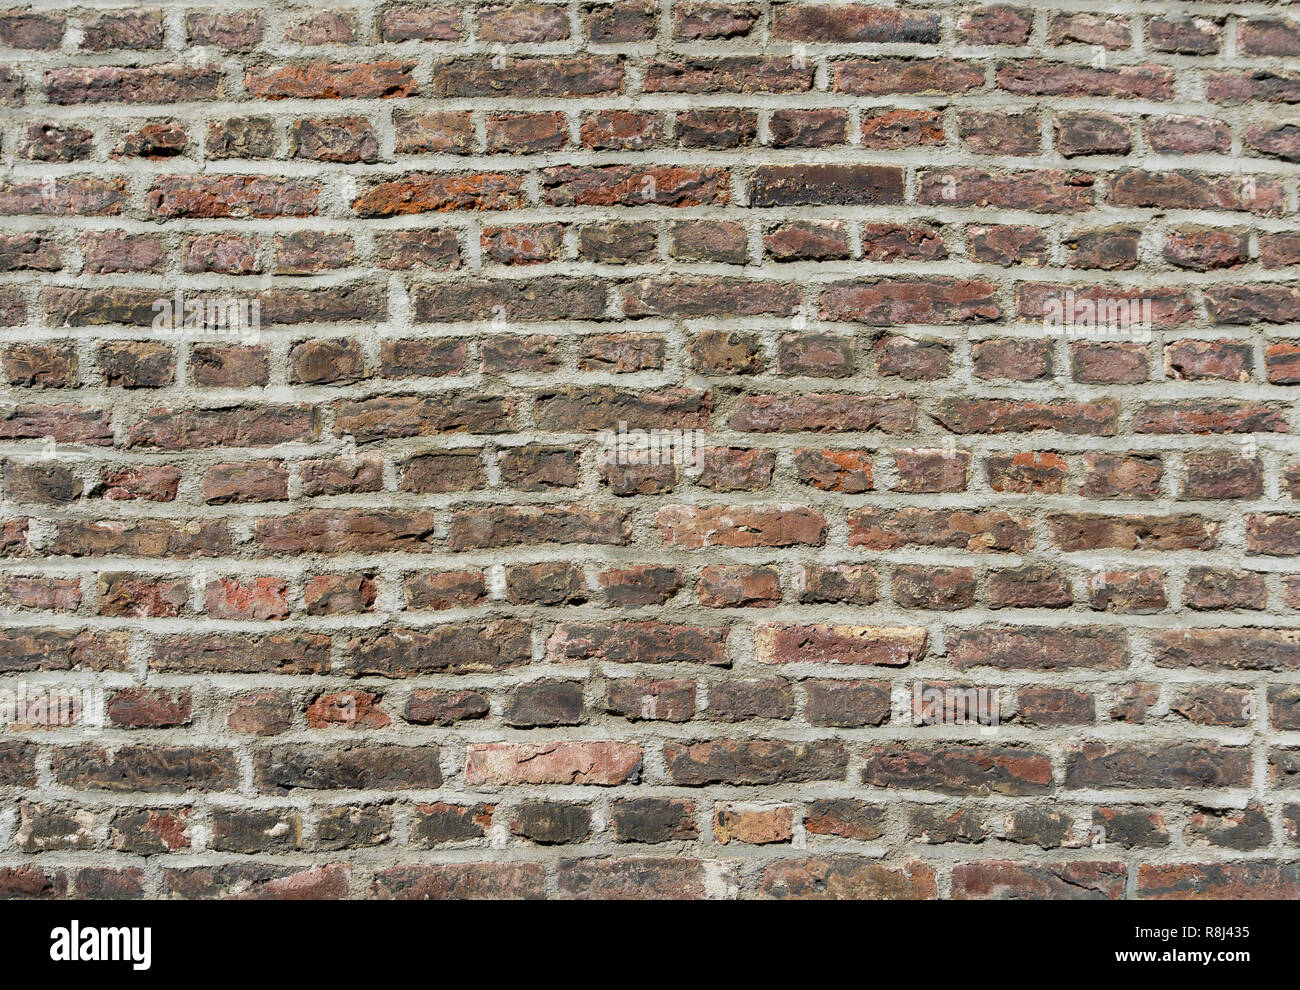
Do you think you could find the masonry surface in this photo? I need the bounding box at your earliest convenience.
[0,0,1297,901]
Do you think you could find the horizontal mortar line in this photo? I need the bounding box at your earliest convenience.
[5,607,1300,630]
[7,153,1300,174]
[15,266,1300,284]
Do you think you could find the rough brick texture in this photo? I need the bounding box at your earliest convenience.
[0,0,1298,901]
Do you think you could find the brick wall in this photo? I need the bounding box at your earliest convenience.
[0,0,1298,900]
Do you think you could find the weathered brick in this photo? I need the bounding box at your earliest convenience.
[953,862,1125,900]
[1065,744,1250,789]
[466,741,642,785]
[345,620,530,677]
[246,61,418,99]
[664,739,847,785]
[862,744,1052,795]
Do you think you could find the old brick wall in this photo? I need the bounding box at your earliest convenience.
[0,0,1297,900]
